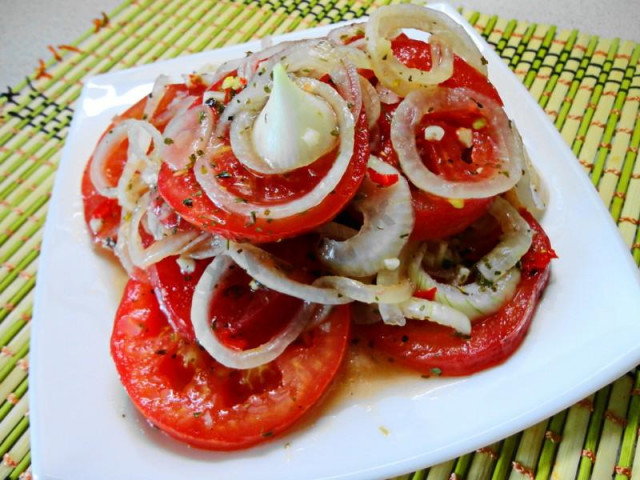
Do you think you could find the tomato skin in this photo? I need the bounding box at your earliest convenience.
[158,111,370,243]
[391,35,502,105]
[355,213,553,376]
[411,192,494,240]
[111,279,351,450]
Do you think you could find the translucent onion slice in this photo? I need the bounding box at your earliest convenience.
[476,197,533,283]
[408,244,520,320]
[161,105,214,171]
[376,262,407,326]
[391,87,523,199]
[375,83,401,105]
[399,298,471,335]
[247,65,339,174]
[225,242,350,305]
[218,40,360,136]
[191,255,330,369]
[127,193,203,269]
[318,156,413,277]
[359,75,381,129]
[312,276,413,304]
[197,78,355,220]
[511,140,547,219]
[143,74,170,120]
[153,93,196,128]
[365,4,486,96]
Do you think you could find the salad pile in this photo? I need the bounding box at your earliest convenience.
[82,4,556,450]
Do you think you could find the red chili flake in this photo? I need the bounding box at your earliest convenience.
[367,168,399,187]
[414,287,437,301]
[47,45,62,61]
[35,59,52,80]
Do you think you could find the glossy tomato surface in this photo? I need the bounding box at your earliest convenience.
[355,212,554,376]
[111,279,351,450]
[158,111,370,243]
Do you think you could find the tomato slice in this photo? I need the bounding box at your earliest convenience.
[111,279,350,450]
[355,212,553,376]
[370,36,502,241]
[158,111,370,243]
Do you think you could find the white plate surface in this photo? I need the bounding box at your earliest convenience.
[30,4,640,480]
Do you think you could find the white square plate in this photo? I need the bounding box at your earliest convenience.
[30,4,640,480]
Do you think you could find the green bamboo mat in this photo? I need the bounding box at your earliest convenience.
[0,1,638,478]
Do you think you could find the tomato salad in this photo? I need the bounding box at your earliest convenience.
[83,4,555,451]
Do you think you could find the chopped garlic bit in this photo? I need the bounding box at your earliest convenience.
[424,125,445,141]
[176,255,196,274]
[302,128,321,147]
[383,258,400,270]
[456,127,473,148]
[89,218,103,234]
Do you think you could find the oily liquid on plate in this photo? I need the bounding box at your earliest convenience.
[286,340,427,439]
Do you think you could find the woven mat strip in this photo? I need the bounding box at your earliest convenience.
[0,1,637,479]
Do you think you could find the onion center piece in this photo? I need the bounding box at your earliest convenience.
[251,63,338,173]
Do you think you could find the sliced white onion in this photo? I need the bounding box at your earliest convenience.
[197,78,355,220]
[127,193,203,269]
[408,244,520,320]
[512,138,547,219]
[376,83,402,105]
[335,45,373,70]
[476,197,533,283]
[313,275,412,304]
[244,66,338,174]
[391,87,523,198]
[191,255,328,369]
[318,156,413,277]
[114,213,135,275]
[153,93,198,130]
[359,75,381,129]
[365,4,486,96]
[399,298,471,335]
[225,242,350,305]
[218,40,360,136]
[161,105,214,171]
[376,261,407,326]
[143,74,170,120]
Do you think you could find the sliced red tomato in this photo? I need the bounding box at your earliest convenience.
[355,212,553,376]
[158,111,370,243]
[147,256,209,342]
[111,278,351,450]
[370,36,502,240]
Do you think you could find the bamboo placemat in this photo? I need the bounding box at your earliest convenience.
[0,1,638,478]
